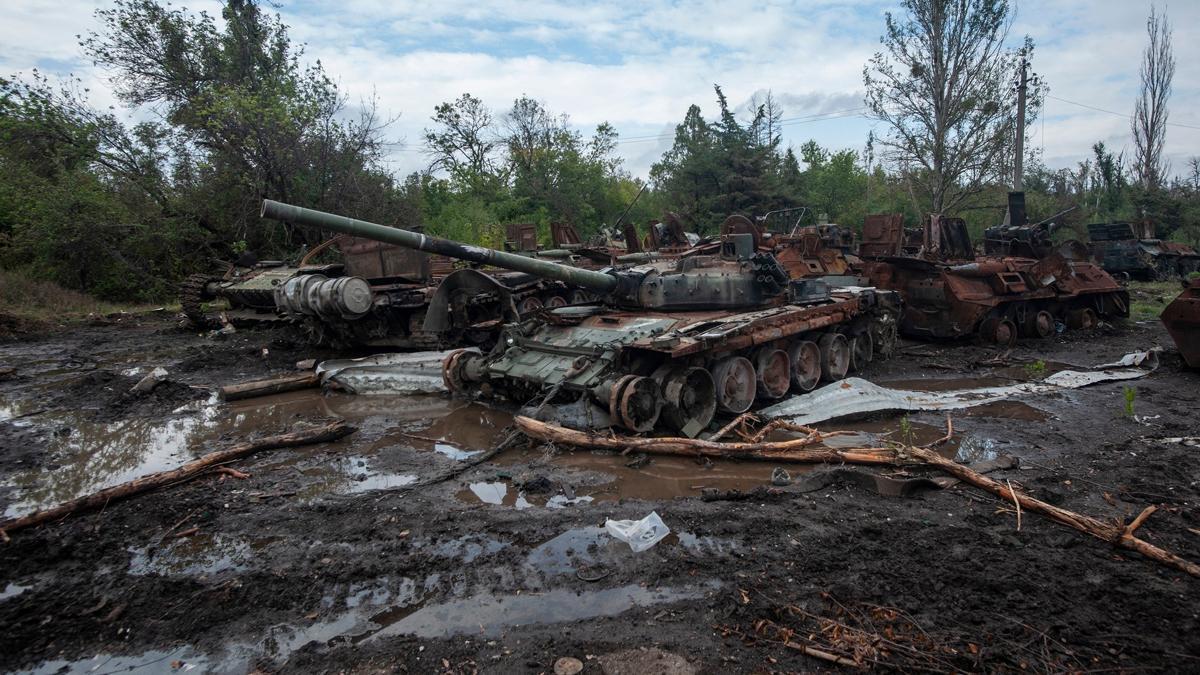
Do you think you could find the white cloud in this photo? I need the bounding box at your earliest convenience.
[2,0,1198,180]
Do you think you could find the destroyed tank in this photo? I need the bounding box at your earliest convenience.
[859,193,1129,345]
[1161,277,1200,368]
[182,229,581,348]
[1087,221,1200,281]
[260,199,902,436]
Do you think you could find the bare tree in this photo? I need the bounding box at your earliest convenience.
[1132,6,1174,190]
[863,0,1030,214]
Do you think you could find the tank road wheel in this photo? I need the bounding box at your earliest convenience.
[817,333,850,382]
[1023,310,1055,339]
[712,356,756,414]
[1067,307,1098,330]
[849,331,874,373]
[787,340,822,393]
[543,294,568,309]
[569,290,596,304]
[752,348,791,400]
[517,296,544,315]
[617,376,663,432]
[658,367,717,437]
[992,319,1018,346]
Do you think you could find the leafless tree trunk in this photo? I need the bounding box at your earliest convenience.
[1132,7,1174,190]
[863,0,1033,215]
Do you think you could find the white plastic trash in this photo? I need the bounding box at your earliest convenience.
[605,511,670,552]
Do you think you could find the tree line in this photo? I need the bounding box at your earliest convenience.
[0,0,1195,302]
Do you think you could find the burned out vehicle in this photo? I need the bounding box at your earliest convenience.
[858,194,1129,345]
[1162,278,1200,368]
[1088,221,1200,280]
[260,199,902,437]
[182,232,578,349]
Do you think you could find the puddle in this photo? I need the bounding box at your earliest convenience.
[128,533,278,577]
[16,648,208,675]
[955,436,1003,463]
[460,417,961,507]
[367,582,718,640]
[0,390,461,517]
[1,582,30,600]
[433,442,481,461]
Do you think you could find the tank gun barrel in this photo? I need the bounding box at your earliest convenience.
[261,200,619,295]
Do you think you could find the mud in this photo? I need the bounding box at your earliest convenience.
[0,315,1198,673]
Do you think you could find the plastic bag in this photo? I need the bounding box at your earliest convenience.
[604,511,670,552]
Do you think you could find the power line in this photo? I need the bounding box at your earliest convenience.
[1046,94,1200,131]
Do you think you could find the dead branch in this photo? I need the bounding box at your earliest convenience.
[0,420,354,538]
[516,415,1200,579]
[219,372,320,401]
[515,416,895,464]
[899,444,1199,578]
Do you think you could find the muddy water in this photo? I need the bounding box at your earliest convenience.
[456,416,966,508]
[0,390,492,518]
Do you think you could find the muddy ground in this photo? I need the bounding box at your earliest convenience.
[0,312,1197,674]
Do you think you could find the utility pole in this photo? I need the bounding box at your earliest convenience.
[1014,54,1029,191]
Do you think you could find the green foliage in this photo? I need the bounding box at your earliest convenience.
[1023,360,1047,378]
[1122,386,1137,417]
[898,415,914,446]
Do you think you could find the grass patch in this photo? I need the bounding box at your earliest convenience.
[0,269,168,336]
[1126,280,1184,321]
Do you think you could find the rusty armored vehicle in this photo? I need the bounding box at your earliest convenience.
[260,199,902,437]
[858,194,1129,345]
[182,228,579,348]
[1087,221,1200,280]
[1162,278,1200,368]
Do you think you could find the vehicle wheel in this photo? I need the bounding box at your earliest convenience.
[992,319,1018,346]
[817,333,849,382]
[849,331,874,372]
[1023,310,1055,339]
[657,366,717,437]
[752,348,791,399]
[615,376,662,432]
[712,356,756,413]
[1067,307,1098,329]
[517,296,544,315]
[787,340,822,392]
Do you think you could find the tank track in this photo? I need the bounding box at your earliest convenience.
[179,274,219,328]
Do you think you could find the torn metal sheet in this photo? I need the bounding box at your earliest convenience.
[316,351,454,394]
[760,350,1159,425]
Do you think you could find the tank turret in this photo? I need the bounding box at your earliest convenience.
[262,199,792,312]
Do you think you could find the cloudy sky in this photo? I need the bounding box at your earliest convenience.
[2,0,1198,180]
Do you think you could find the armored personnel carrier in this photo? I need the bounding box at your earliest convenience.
[859,194,1128,345]
[260,200,902,436]
[1088,221,1200,280]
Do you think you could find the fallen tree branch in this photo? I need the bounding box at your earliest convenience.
[900,443,1200,578]
[515,415,1200,579]
[0,420,355,538]
[219,372,320,401]
[514,416,894,464]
